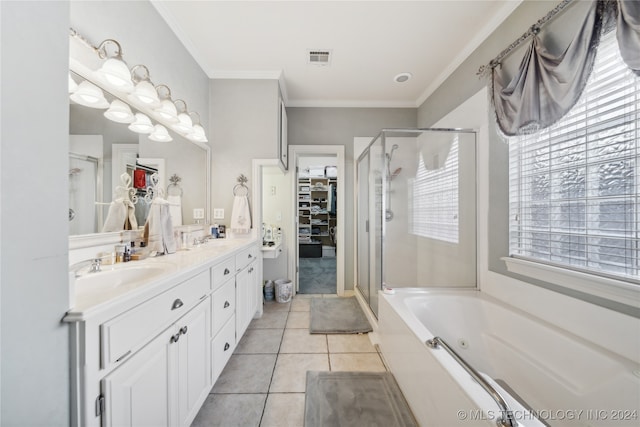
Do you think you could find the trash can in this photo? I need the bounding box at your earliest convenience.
[263,280,275,301]
[274,279,293,303]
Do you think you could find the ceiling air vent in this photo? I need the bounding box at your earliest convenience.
[308,50,332,66]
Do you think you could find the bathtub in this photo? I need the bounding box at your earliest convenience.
[378,289,640,426]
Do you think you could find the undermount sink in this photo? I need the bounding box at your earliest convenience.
[74,263,175,296]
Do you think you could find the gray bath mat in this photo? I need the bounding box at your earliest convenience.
[309,297,372,334]
[304,371,417,427]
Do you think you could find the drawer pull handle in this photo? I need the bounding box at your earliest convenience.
[180,326,188,335]
[170,333,181,344]
[115,350,132,363]
[224,268,230,275]
[171,299,184,310]
[224,342,230,351]
[224,301,230,308]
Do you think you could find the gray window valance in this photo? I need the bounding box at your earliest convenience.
[491,0,640,137]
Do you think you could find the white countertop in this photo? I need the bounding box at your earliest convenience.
[64,236,259,322]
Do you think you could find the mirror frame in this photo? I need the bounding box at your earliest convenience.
[68,38,211,249]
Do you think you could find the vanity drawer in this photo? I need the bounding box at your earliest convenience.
[211,278,235,336]
[211,256,235,291]
[235,246,259,272]
[211,315,236,384]
[101,270,210,369]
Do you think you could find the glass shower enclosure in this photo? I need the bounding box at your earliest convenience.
[356,129,477,317]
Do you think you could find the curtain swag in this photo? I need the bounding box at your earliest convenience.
[490,0,640,137]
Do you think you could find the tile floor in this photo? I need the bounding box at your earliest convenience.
[191,294,386,427]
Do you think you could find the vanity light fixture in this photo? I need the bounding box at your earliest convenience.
[94,39,134,93]
[153,85,179,123]
[172,99,194,134]
[128,113,154,134]
[104,99,135,124]
[70,80,109,109]
[70,28,209,145]
[128,65,161,108]
[187,112,208,143]
[149,124,173,142]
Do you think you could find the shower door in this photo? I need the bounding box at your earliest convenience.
[356,150,370,304]
[356,129,477,318]
[356,137,385,318]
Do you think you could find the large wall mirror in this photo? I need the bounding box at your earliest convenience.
[68,36,210,246]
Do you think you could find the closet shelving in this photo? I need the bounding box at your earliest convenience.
[298,175,337,257]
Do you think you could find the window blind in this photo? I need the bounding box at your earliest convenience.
[509,30,640,281]
[410,138,459,243]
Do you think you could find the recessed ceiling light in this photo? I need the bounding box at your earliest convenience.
[394,72,412,83]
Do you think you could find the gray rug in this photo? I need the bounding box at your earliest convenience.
[304,371,417,427]
[309,297,373,334]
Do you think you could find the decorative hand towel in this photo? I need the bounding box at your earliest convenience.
[144,198,177,254]
[230,194,251,233]
[167,195,182,227]
[124,199,138,230]
[102,199,127,232]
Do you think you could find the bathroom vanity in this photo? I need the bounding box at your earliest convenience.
[64,237,261,427]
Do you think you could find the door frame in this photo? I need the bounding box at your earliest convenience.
[289,145,345,296]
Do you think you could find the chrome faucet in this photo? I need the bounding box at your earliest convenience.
[69,258,103,277]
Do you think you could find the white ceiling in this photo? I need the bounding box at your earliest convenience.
[152,1,521,108]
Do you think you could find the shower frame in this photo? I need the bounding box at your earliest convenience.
[355,127,477,318]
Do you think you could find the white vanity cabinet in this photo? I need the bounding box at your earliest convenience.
[102,298,210,427]
[66,238,262,427]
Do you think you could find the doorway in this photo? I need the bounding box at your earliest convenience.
[289,145,345,296]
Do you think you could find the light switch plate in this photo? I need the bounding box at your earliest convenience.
[193,208,205,219]
[213,208,224,219]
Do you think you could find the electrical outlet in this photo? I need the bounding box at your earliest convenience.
[193,208,205,219]
[213,208,224,219]
[271,186,276,196]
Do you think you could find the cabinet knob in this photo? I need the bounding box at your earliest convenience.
[171,299,184,310]
[224,268,230,275]
[224,301,230,308]
[249,267,254,273]
[224,342,230,351]
[179,326,188,335]
[248,254,252,259]
[170,333,181,344]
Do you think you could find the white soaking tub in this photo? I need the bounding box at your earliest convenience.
[378,289,640,427]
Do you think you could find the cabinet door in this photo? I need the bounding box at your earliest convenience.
[235,261,257,338]
[236,266,250,338]
[102,328,173,427]
[176,299,211,427]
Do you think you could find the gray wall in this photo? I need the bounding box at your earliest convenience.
[416,0,637,316]
[210,79,280,224]
[287,107,416,290]
[1,1,71,425]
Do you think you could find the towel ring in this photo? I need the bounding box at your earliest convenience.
[233,174,249,196]
[233,184,249,196]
